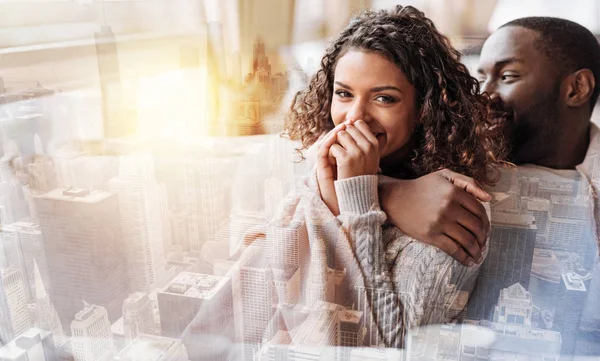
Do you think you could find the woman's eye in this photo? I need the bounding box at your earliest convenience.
[335,90,352,98]
[375,95,396,104]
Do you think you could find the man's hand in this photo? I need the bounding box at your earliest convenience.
[379,169,492,267]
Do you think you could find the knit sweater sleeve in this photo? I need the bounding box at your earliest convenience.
[334,175,406,347]
[333,175,487,341]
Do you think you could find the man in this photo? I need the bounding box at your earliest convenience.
[382,16,600,266]
[383,17,600,357]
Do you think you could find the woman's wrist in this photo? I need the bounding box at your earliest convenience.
[334,175,379,215]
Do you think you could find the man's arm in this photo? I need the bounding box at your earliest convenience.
[378,169,491,266]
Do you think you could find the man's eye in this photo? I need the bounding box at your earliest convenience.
[501,73,519,81]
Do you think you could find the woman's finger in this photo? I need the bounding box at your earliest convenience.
[344,124,375,155]
[352,119,379,148]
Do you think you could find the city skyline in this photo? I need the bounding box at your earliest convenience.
[0,9,599,361]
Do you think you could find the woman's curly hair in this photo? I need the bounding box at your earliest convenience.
[283,5,505,184]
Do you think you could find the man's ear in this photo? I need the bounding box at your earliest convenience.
[565,69,595,108]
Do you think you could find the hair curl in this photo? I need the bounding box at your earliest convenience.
[283,5,505,184]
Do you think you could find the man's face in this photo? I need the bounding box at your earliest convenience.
[477,26,564,164]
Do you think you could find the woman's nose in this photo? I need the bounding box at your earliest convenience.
[346,101,366,122]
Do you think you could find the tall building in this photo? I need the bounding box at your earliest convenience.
[521,197,549,240]
[240,252,274,360]
[267,220,309,281]
[305,238,334,308]
[0,328,57,361]
[206,22,227,137]
[94,25,132,138]
[553,272,587,356]
[467,210,536,321]
[122,293,157,343]
[34,188,129,328]
[109,154,167,294]
[157,272,232,361]
[493,283,533,327]
[184,155,228,253]
[519,177,540,197]
[114,334,189,361]
[0,278,12,347]
[70,304,116,361]
[0,157,29,224]
[338,309,366,361]
[157,272,231,337]
[271,265,300,306]
[0,221,47,301]
[1,269,32,338]
[168,207,189,252]
[32,260,65,347]
[546,195,590,251]
[284,301,344,360]
[230,97,263,136]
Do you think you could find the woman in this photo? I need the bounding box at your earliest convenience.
[275,4,504,348]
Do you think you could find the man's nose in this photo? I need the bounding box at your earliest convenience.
[480,79,496,97]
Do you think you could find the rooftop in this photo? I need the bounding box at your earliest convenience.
[38,187,113,204]
[0,328,51,360]
[492,210,537,230]
[159,272,230,300]
[114,334,182,361]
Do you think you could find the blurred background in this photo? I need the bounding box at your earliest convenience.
[1,1,600,360]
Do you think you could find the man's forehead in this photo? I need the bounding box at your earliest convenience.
[479,26,541,67]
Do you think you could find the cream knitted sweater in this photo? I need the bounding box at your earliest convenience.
[260,167,489,348]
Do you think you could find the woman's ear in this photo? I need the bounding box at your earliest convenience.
[565,69,595,108]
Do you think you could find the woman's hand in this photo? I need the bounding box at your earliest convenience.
[316,122,348,215]
[329,119,380,180]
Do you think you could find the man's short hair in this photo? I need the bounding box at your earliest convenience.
[502,17,600,108]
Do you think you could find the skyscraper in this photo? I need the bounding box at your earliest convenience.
[122,293,157,343]
[157,272,232,338]
[94,25,132,138]
[109,154,167,294]
[157,272,232,361]
[338,309,366,361]
[546,195,590,252]
[70,303,116,361]
[1,269,32,338]
[34,188,129,328]
[553,272,587,356]
[493,283,533,327]
[184,155,228,253]
[207,22,227,137]
[467,210,537,321]
[0,221,47,301]
[240,252,274,360]
[305,238,334,308]
[31,260,64,347]
[267,220,309,281]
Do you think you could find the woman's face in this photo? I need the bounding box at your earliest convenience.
[330,49,419,160]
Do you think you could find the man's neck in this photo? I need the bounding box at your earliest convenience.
[521,123,590,169]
